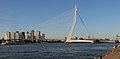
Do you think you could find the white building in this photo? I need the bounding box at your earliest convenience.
[15,31,20,39]
[11,32,15,39]
[4,32,11,40]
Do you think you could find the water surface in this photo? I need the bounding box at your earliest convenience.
[0,43,118,59]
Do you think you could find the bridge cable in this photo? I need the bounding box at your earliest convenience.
[77,11,91,37]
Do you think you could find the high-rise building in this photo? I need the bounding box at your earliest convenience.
[11,32,15,39]
[20,32,25,39]
[15,31,20,39]
[5,32,8,40]
[42,34,45,39]
[25,31,30,39]
[36,31,41,39]
[31,30,34,39]
[4,32,11,40]
[40,32,45,40]
[36,31,38,39]
[40,32,43,39]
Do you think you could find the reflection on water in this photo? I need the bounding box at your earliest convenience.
[0,43,118,59]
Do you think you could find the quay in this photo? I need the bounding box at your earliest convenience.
[0,39,43,45]
[94,44,120,59]
[45,39,65,43]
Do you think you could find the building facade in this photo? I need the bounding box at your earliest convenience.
[30,30,34,39]
[36,31,41,39]
[20,32,25,39]
[15,31,20,39]
[4,32,11,40]
[11,32,15,39]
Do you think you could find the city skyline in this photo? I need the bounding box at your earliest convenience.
[4,30,45,40]
[0,0,120,39]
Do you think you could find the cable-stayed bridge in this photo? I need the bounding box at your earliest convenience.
[44,5,118,43]
[37,6,91,40]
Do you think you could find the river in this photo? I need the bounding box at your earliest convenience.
[0,43,119,59]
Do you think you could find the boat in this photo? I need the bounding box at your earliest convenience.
[1,42,9,45]
[1,41,21,45]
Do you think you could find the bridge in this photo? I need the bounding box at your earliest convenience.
[65,5,94,43]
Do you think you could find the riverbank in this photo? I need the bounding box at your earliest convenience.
[94,44,120,59]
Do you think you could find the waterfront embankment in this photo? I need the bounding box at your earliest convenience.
[94,44,120,59]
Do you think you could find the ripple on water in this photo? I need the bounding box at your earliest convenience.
[0,43,118,59]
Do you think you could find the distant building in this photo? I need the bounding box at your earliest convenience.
[42,34,45,39]
[25,31,30,39]
[20,32,25,39]
[4,32,8,40]
[4,32,11,40]
[40,32,43,39]
[30,30,34,39]
[15,31,20,39]
[11,32,15,39]
[36,31,41,39]
[36,31,41,42]
[40,32,45,40]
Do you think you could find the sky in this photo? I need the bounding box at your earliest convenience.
[0,0,120,39]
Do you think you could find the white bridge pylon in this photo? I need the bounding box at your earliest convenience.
[65,5,77,42]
